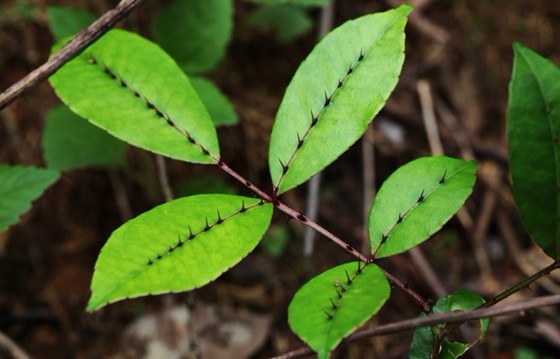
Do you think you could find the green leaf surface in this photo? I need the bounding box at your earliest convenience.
[269,5,410,194]
[245,0,328,7]
[409,289,488,359]
[508,43,560,259]
[49,29,219,164]
[43,105,126,170]
[369,156,477,258]
[190,77,238,126]
[153,0,233,73]
[288,262,389,359]
[0,165,59,233]
[88,194,272,311]
[47,6,95,41]
[247,5,313,42]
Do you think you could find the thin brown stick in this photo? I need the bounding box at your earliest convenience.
[155,155,174,202]
[0,330,31,359]
[0,0,146,110]
[361,126,375,254]
[271,294,560,359]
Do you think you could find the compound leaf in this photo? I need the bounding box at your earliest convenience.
[288,261,389,359]
[369,156,476,258]
[47,6,95,41]
[190,77,238,126]
[43,105,126,170]
[49,29,219,164]
[153,0,233,74]
[409,289,489,359]
[88,194,272,311]
[508,43,560,259]
[0,165,59,233]
[269,5,410,194]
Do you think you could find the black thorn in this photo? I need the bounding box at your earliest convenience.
[345,244,354,252]
[324,310,334,320]
[177,240,184,247]
[168,245,174,253]
[188,225,195,240]
[217,159,224,167]
[297,212,307,222]
[118,78,127,87]
[324,91,331,106]
[359,50,365,61]
[147,102,155,110]
[240,200,247,213]
[88,57,97,64]
[147,259,153,265]
[297,133,304,149]
[201,147,210,155]
[155,108,164,118]
[337,79,343,88]
[186,132,196,144]
[204,217,211,231]
[418,190,425,203]
[348,64,354,74]
[133,90,140,98]
[156,253,162,260]
[329,298,338,310]
[439,171,447,184]
[216,210,223,224]
[357,261,363,274]
[311,111,318,126]
[397,213,403,224]
[345,270,352,285]
[381,233,388,244]
[258,199,265,206]
[279,159,288,175]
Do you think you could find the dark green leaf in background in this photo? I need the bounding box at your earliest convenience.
[0,165,59,233]
[508,43,560,259]
[88,194,273,311]
[190,77,238,126]
[43,105,126,170]
[47,6,96,41]
[153,0,233,74]
[269,5,411,194]
[369,156,477,258]
[50,29,220,164]
[288,261,390,359]
[246,5,313,42]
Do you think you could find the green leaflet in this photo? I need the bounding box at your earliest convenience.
[43,105,126,170]
[190,77,238,126]
[508,43,560,259]
[0,165,59,233]
[47,6,96,41]
[409,289,489,359]
[153,0,233,74]
[87,194,272,311]
[49,29,219,164]
[269,5,410,194]
[246,5,313,42]
[288,262,389,359]
[369,156,476,258]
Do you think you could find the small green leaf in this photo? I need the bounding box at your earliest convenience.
[409,289,488,359]
[190,77,238,126]
[369,156,476,258]
[47,6,96,41]
[49,29,219,164]
[42,105,126,170]
[153,0,233,73]
[0,164,59,233]
[288,262,389,359]
[88,194,272,311]
[269,5,411,194]
[508,43,560,259]
[246,5,313,42]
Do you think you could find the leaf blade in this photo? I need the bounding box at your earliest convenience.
[369,156,477,258]
[87,194,272,311]
[288,262,390,359]
[269,5,411,194]
[508,43,560,258]
[49,29,219,164]
[0,165,59,233]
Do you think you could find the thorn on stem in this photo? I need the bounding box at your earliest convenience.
[345,270,352,285]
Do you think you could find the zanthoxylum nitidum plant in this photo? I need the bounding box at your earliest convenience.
[47,5,487,358]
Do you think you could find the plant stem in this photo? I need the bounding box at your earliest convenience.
[433,259,560,351]
[271,293,560,359]
[0,0,146,110]
[214,155,430,310]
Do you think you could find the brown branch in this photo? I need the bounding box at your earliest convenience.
[0,0,146,110]
[271,294,560,359]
